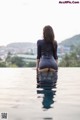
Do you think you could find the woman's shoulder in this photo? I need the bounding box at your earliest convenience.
[54,40,57,44]
[54,40,58,46]
[37,39,44,45]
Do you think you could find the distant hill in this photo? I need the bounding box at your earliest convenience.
[59,34,80,47]
[7,34,80,49]
[6,42,37,54]
[0,34,80,56]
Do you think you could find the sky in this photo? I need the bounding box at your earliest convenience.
[0,0,80,46]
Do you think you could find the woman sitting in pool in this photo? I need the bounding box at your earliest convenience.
[36,25,58,81]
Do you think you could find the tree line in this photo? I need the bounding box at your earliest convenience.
[0,45,80,67]
[0,54,36,67]
[59,45,80,67]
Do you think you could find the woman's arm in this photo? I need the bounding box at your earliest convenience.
[53,41,58,64]
[36,59,40,71]
[36,40,41,82]
[55,59,58,65]
[36,40,41,70]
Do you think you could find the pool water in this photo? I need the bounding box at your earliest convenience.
[0,68,80,120]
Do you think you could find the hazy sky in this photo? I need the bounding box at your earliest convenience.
[0,0,80,46]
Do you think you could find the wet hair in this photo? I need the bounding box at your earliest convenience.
[43,25,55,43]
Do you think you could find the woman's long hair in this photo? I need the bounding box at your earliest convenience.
[43,25,55,44]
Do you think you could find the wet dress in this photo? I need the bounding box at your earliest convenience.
[37,39,58,70]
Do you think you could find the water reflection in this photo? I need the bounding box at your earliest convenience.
[43,118,53,120]
[37,80,57,110]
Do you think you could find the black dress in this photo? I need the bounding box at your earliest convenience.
[37,39,58,70]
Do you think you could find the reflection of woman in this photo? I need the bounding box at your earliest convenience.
[37,89,56,110]
[36,25,58,81]
[37,80,57,110]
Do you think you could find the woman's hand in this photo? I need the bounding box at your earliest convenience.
[36,67,39,72]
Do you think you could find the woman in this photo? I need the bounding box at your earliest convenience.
[36,25,58,82]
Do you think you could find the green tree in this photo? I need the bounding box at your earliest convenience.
[6,52,12,62]
[11,56,26,67]
[0,62,6,67]
[26,61,36,67]
[59,47,80,67]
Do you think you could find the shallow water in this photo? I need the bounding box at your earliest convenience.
[0,68,80,120]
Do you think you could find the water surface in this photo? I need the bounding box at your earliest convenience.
[0,68,80,120]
